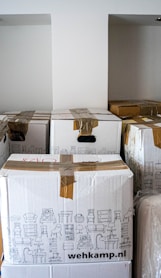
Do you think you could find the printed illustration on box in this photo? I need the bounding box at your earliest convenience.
[0,154,133,264]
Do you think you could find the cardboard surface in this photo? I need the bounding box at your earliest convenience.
[0,222,3,275]
[4,111,50,154]
[50,108,122,155]
[108,100,161,117]
[121,115,161,161]
[124,121,161,193]
[0,115,10,169]
[0,153,133,264]
[0,134,9,169]
[1,261,132,278]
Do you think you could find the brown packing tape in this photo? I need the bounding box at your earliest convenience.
[123,119,161,148]
[146,123,161,148]
[139,103,158,116]
[70,108,95,119]
[3,158,128,171]
[7,111,35,141]
[32,111,51,116]
[124,124,131,146]
[70,108,98,136]
[73,119,98,136]
[122,119,138,134]
[145,99,161,114]
[3,156,128,199]
[122,117,148,146]
[152,127,161,148]
[8,122,29,141]
[60,154,74,199]
[60,177,74,199]
[123,116,161,145]
[0,126,8,142]
[8,111,35,121]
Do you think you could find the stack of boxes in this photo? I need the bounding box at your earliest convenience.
[109,99,161,277]
[0,111,51,277]
[0,108,133,278]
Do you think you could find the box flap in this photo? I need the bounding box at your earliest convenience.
[3,154,129,200]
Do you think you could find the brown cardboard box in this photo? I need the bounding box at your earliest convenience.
[108,99,161,117]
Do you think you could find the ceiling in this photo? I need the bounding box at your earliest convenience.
[109,14,161,26]
[0,14,51,26]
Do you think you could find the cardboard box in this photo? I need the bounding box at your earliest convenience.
[1,261,132,278]
[108,99,161,117]
[124,121,161,193]
[0,115,8,276]
[145,99,161,114]
[122,115,161,134]
[121,115,161,161]
[0,153,133,264]
[0,115,9,168]
[50,108,122,154]
[4,111,50,154]
[0,133,9,169]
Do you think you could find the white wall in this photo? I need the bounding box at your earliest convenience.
[52,9,108,109]
[0,24,52,112]
[109,25,161,101]
[0,0,161,110]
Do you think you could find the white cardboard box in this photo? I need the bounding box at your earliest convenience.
[0,153,133,264]
[50,108,122,154]
[4,111,50,154]
[124,122,161,193]
[0,134,9,169]
[1,261,132,278]
[0,115,9,169]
